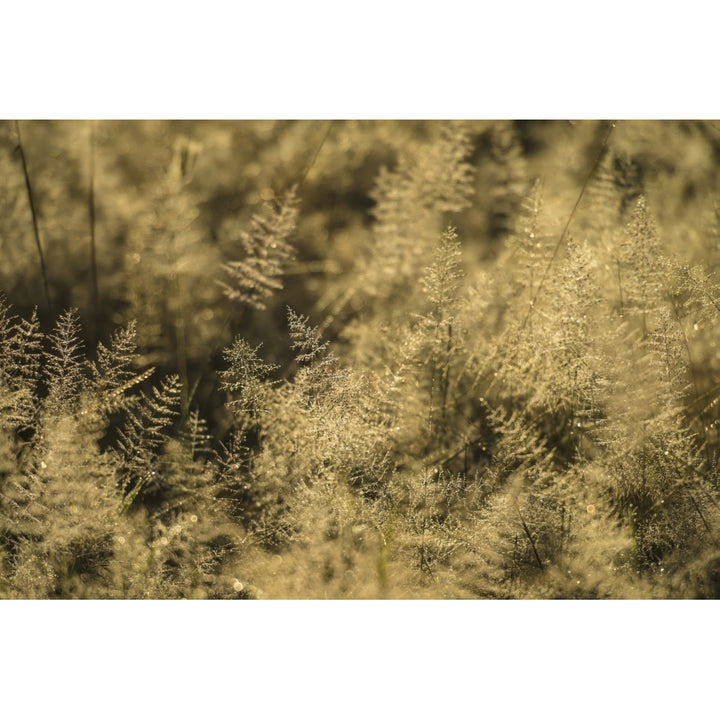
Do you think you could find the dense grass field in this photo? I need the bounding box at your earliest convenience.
[2,119,720,598]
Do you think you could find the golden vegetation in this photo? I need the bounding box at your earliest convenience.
[1,119,720,598]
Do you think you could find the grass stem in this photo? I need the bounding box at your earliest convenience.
[13,120,52,315]
[88,120,99,344]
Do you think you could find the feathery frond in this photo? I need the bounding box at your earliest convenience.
[220,186,299,310]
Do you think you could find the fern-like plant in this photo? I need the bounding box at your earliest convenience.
[219,186,299,311]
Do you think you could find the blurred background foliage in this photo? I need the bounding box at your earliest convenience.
[3,120,719,430]
[3,120,720,598]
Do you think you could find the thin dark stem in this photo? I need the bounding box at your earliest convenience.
[166,231,190,417]
[13,120,52,315]
[88,120,99,343]
[418,469,436,579]
[515,499,544,571]
[297,120,334,191]
[441,322,452,433]
[688,490,711,533]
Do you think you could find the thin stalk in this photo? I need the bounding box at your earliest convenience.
[168,240,190,419]
[687,490,711,533]
[521,120,616,330]
[175,302,189,416]
[440,322,452,434]
[418,468,436,578]
[297,120,334,190]
[88,120,99,343]
[13,120,52,314]
[515,499,544,571]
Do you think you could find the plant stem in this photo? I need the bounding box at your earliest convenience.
[522,120,616,330]
[88,120,99,344]
[14,120,52,315]
[515,499,544,571]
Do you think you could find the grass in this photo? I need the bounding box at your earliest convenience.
[1,119,720,599]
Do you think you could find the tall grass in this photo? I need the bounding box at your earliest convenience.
[1,120,720,598]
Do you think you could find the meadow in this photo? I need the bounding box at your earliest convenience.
[2,119,720,598]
